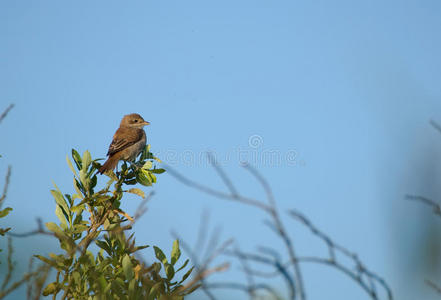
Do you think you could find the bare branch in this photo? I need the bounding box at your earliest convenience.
[426,279,441,295]
[405,194,441,217]
[207,153,239,197]
[164,163,272,212]
[7,218,52,238]
[172,215,234,299]
[167,161,304,299]
[289,210,337,260]
[1,237,14,290]
[0,104,14,124]
[430,119,441,135]
[287,210,393,300]
[0,167,11,208]
[242,163,304,299]
[241,162,276,207]
[168,159,392,300]
[204,282,281,299]
[234,246,257,300]
[118,191,155,232]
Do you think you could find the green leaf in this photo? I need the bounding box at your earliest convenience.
[79,169,89,192]
[153,246,168,264]
[122,254,134,281]
[0,207,12,218]
[90,175,97,191]
[72,149,82,170]
[150,168,166,174]
[111,278,126,298]
[64,193,73,207]
[74,178,84,196]
[51,190,70,224]
[87,161,98,178]
[148,173,157,183]
[66,155,77,175]
[127,188,145,198]
[45,222,76,253]
[55,205,67,226]
[147,282,163,300]
[136,169,152,186]
[71,204,85,214]
[42,282,59,296]
[98,275,109,292]
[71,271,81,285]
[128,278,137,297]
[142,161,153,170]
[0,227,11,236]
[103,218,111,230]
[133,245,149,253]
[165,263,175,281]
[171,240,181,266]
[34,255,59,269]
[96,240,112,256]
[180,266,194,283]
[176,259,189,273]
[46,222,64,236]
[72,224,88,234]
[140,145,150,161]
[50,190,69,213]
[82,150,92,171]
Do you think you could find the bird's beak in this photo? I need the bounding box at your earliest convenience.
[143,121,150,126]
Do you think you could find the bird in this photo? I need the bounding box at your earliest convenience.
[98,113,150,174]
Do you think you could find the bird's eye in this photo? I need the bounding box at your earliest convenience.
[134,119,138,123]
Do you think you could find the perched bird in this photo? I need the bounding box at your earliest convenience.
[99,113,150,174]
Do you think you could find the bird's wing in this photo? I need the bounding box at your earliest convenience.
[107,127,144,156]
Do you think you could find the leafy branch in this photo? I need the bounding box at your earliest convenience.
[30,147,200,299]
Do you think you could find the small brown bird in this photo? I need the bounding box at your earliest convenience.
[99,113,150,174]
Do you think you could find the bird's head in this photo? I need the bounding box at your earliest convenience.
[120,113,150,128]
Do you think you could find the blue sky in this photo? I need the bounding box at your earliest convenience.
[1,1,441,299]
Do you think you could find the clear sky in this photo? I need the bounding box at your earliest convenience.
[1,1,441,299]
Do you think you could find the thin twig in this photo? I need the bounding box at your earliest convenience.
[0,104,14,124]
[203,282,281,299]
[172,223,233,299]
[426,279,441,294]
[195,210,210,259]
[406,194,441,217]
[430,119,441,135]
[0,272,38,299]
[207,153,239,197]
[234,246,257,300]
[1,237,14,290]
[7,218,52,238]
[167,161,301,299]
[164,163,272,212]
[243,163,303,300]
[287,210,392,300]
[0,167,11,208]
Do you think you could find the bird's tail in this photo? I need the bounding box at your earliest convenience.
[99,155,119,174]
